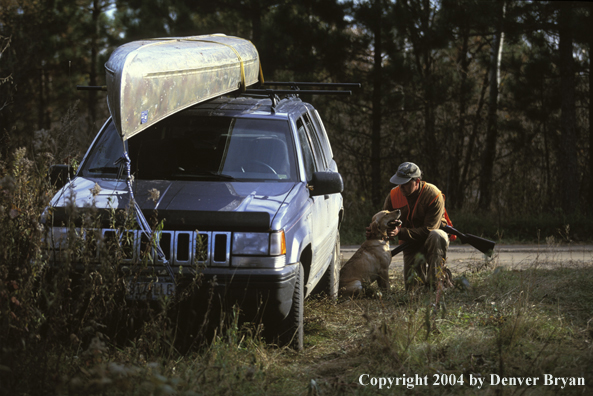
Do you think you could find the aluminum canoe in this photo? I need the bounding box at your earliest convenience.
[105,34,263,140]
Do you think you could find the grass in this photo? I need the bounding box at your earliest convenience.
[1,145,592,395]
[298,259,593,395]
[4,255,592,394]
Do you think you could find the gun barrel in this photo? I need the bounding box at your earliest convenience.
[442,225,495,256]
[391,226,495,257]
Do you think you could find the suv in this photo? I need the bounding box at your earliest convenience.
[45,95,343,349]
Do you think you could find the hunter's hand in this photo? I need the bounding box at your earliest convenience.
[387,227,399,238]
[387,220,402,238]
[366,220,402,240]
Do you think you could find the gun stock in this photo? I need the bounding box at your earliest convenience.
[442,225,495,257]
[391,242,409,257]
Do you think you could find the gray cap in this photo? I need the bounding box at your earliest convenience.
[389,162,422,185]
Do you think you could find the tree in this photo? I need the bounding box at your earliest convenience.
[478,0,505,210]
[393,0,454,185]
[557,3,579,214]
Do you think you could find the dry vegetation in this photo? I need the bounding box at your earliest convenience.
[1,143,592,395]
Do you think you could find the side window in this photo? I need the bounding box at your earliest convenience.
[310,110,333,160]
[302,113,327,170]
[297,118,316,181]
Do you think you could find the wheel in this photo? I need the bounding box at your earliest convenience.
[312,231,340,300]
[245,160,277,174]
[277,263,304,350]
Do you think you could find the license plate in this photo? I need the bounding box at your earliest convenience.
[126,278,175,300]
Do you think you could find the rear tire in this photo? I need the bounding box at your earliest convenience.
[277,263,304,350]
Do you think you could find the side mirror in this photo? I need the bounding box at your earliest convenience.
[308,171,343,197]
[49,164,75,190]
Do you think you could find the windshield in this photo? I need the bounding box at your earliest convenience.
[81,116,297,182]
[80,121,125,177]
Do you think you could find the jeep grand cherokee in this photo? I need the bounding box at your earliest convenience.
[45,95,343,350]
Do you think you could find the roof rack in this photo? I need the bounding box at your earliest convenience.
[77,85,107,91]
[262,82,361,89]
[77,81,361,112]
[242,81,361,111]
[244,89,352,95]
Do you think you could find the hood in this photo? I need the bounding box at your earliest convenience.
[49,177,296,229]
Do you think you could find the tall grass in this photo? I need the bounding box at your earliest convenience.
[0,136,272,394]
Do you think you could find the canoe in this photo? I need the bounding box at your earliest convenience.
[105,34,263,140]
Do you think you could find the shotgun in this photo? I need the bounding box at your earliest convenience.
[442,225,495,256]
[391,226,495,257]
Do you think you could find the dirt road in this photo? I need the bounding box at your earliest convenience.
[341,243,593,273]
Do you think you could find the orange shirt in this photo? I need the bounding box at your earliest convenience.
[383,181,450,243]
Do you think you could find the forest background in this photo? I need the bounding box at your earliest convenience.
[2,0,592,244]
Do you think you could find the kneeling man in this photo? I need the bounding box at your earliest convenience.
[383,162,451,290]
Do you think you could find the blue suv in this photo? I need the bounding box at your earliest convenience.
[46,95,344,350]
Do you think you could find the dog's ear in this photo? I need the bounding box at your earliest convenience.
[370,219,380,237]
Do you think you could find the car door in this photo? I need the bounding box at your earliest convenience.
[308,109,342,231]
[298,115,335,292]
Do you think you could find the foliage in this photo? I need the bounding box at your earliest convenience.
[2,1,593,222]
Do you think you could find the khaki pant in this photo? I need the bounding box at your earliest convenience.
[403,230,449,290]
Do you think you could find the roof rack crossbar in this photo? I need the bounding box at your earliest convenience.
[77,85,107,91]
[263,82,361,88]
[245,89,352,95]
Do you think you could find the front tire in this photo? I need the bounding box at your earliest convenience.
[277,263,304,350]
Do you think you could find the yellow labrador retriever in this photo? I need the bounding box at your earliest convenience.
[339,210,401,296]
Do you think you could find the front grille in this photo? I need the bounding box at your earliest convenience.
[211,232,231,266]
[48,228,231,267]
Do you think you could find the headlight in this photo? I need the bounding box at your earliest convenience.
[232,232,270,255]
[232,231,286,256]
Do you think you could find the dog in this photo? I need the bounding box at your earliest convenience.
[339,209,401,296]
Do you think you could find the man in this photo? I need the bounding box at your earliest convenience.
[382,162,451,290]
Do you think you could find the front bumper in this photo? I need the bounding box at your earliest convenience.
[115,261,299,321]
[197,263,299,320]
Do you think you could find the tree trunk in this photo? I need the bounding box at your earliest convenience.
[589,4,593,211]
[478,1,505,210]
[371,0,383,207]
[460,69,488,209]
[420,0,437,181]
[38,63,45,130]
[250,1,262,45]
[558,4,579,214]
[88,0,101,128]
[450,26,470,209]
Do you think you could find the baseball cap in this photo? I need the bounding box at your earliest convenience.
[389,162,422,185]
